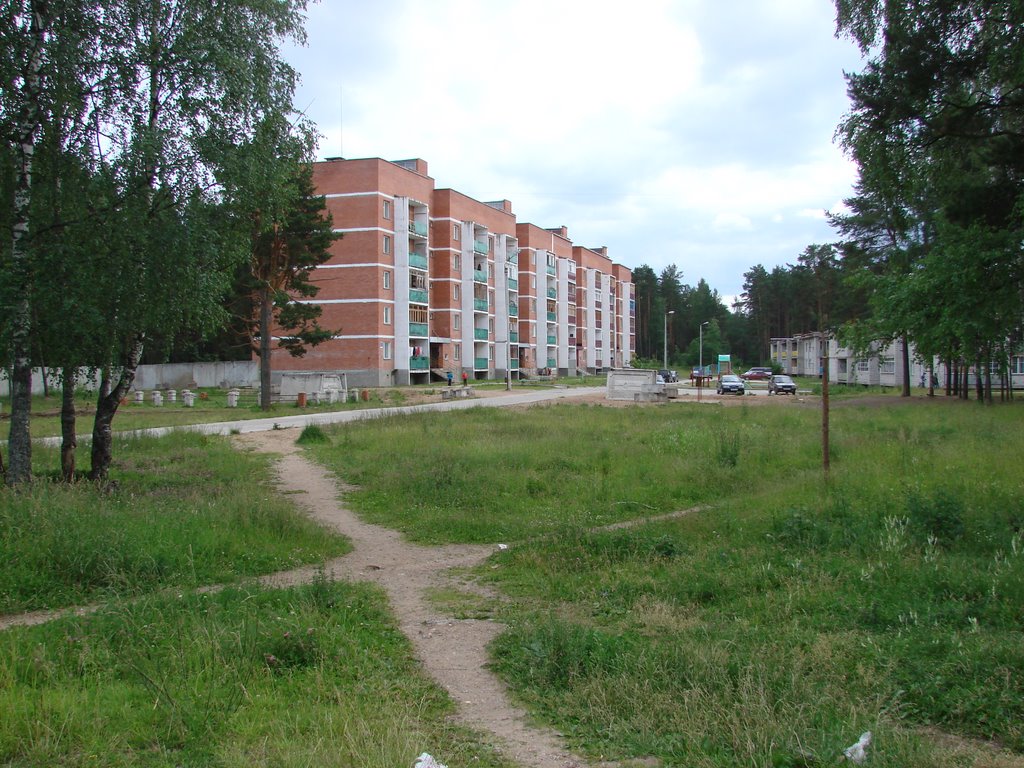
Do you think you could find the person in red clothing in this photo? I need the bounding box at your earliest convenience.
[462,371,468,386]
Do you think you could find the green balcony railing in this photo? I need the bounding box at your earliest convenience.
[409,220,428,237]
[547,335,557,345]
[409,355,429,370]
[509,332,519,343]
[508,278,518,291]
[546,311,556,321]
[546,288,556,299]
[473,269,487,283]
[474,298,488,312]
[409,322,428,337]
[409,253,428,270]
[509,305,518,317]
[510,360,519,369]
[546,265,556,275]
[409,288,428,304]
[474,357,488,370]
[473,241,488,255]
[547,358,557,368]
[474,328,489,340]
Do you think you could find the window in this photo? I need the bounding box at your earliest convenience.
[856,360,870,372]
[382,199,392,219]
[382,341,392,360]
[383,234,391,255]
[453,284,460,301]
[531,275,536,289]
[1014,356,1024,375]
[881,357,895,374]
[454,343,461,361]
[454,314,461,331]
[453,223,460,241]
[383,271,391,289]
[453,253,461,271]
[383,306,391,325]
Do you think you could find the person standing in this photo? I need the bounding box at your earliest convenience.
[462,371,468,386]
[447,371,453,387]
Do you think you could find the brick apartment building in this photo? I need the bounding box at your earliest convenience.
[271,156,635,388]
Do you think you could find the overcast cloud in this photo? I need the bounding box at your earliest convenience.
[284,0,865,302]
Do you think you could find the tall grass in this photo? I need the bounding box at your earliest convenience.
[308,397,1024,764]
[0,579,514,768]
[0,432,350,614]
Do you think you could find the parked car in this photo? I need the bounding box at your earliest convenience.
[740,367,773,380]
[768,374,797,395]
[716,374,745,395]
[658,369,678,383]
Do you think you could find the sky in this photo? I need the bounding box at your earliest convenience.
[283,0,867,304]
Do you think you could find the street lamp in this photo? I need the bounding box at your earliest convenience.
[698,321,709,398]
[663,310,675,369]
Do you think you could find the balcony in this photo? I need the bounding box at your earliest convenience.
[510,331,519,343]
[473,240,488,255]
[510,359,519,370]
[509,305,518,317]
[547,335,557,345]
[409,253,428,270]
[546,311,556,322]
[546,288,556,299]
[409,355,429,370]
[409,288,428,304]
[474,357,489,370]
[546,265,556,276]
[473,269,487,283]
[508,278,518,291]
[409,322,428,337]
[474,328,489,340]
[547,358,557,368]
[409,220,428,238]
[474,298,488,312]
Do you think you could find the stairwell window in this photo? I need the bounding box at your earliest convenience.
[383,234,391,255]
[454,343,461,361]
[382,199,392,219]
[382,341,392,360]
[383,271,391,289]
[383,306,391,325]
[453,223,460,240]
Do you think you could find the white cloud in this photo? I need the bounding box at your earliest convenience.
[286,0,866,297]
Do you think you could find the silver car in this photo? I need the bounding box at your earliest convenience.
[768,374,797,395]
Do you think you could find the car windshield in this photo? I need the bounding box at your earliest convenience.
[775,376,793,383]
[722,376,740,382]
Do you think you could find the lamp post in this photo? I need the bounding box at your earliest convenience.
[663,309,675,370]
[698,321,709,400]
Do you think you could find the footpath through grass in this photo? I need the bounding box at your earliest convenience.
[304,397,1024,767]
[0,431,514,768]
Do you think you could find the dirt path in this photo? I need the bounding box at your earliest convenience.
[233,427,594,768]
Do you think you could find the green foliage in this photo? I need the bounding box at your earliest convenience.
[296,424,330,445]
[0,582,514,768]
[309,397,1024,761]
[0,432,349,613]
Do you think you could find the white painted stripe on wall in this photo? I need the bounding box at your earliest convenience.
[323,191,387,199]
[315,262,390,269]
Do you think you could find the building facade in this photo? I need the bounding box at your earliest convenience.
[272,157,634,387]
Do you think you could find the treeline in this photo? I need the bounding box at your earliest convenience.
[639,0,1024,399]
[1,0,335,486]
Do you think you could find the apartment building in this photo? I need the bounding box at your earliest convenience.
[272,156,634,387]
[575,246,633,373]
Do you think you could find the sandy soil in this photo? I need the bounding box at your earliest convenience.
[233,427,596,768]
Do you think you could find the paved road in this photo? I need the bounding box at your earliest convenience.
[37,386,607,446]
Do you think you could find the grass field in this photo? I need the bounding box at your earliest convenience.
[2,391,1022,767]
[303,396,1024,766]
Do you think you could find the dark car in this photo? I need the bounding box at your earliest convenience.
[716,374,745,395]
[740,367,773,380]
[658,369,678,383]
[768,374,797,395]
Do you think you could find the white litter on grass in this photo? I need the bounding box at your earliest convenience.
[414,752,448,768]
[843,731,872,764]
[496,543,509,551]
